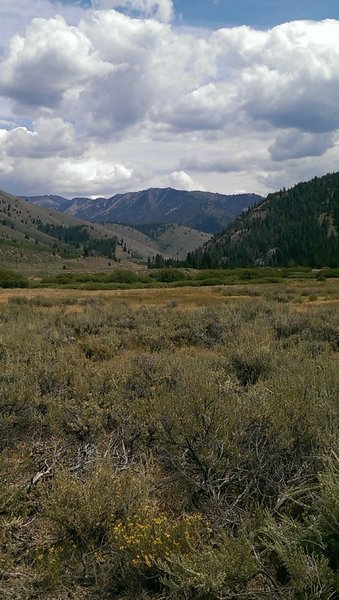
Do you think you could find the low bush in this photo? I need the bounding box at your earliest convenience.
[0,293,337,598]
[0,267,27,288]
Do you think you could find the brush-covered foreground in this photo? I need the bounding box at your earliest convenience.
[0,290,338,599]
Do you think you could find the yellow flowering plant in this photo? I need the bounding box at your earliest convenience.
[111,510,208,571]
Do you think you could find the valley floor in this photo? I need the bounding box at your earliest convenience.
[1,281,338,599]
[1,278,339,308]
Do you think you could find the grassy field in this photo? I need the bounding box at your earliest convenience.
[0,243,147,277]
[0,282,338,599]
[1,276,339,307]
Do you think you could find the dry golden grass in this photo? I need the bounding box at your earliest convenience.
[0,279,339,311]
[1,278,338,309]
[0,285,230,307]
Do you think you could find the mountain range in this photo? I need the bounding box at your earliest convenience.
[25,188,261,234]
[4,172,339,273]
[187,172,339,268]
[0,189,211,267]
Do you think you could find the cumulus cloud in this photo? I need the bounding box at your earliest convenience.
[158,19,339,135]
[92,0,174,23]
[224,20,339,133]
[0,146,135,197]
[0,16,113,109]
[167,171,203,191]
[269,130,335,162]
[78,10,216,135]
[161,83,237,132]
[1,8,339,196]
[0,0,86,56]
[78,10,166,134]
[56,158,133,192]
[0,130,14,176]
[3,118,82,158]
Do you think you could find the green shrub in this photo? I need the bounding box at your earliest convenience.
[160,534,257,598]
[151,269,187,283]
[230,347,272,386]
[0,267,27,288]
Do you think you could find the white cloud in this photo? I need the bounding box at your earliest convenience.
[161,82,237,132]
[92,0,174,23]
[159,19,339,135]
[77,10,166,134]
[78,10,216,135]
[0,16,113,110]
[56,158,133,192]
[3,118,82,158]
[0,129,14,176]
[0,0,86,53]
[167,171,203,191]
[225,20,339,133]
[1,9,339,197]
[0,146,135,197]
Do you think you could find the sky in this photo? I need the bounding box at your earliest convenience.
[1,0,339,198]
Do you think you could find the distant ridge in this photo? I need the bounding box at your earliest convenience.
[25,188,261,234]
[187,172,339,268]
[0,188,211,262]
[0,188,120,257]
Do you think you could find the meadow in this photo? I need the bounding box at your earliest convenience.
[0,282,338,599]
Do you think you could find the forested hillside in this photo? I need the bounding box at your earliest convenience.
[187,172,339,268]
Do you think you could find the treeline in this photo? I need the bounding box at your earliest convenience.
[37,222,117,258]
[40,266,339,289]
[186,172,339,268]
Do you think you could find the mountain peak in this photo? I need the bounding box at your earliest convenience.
[26,188,261,234]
